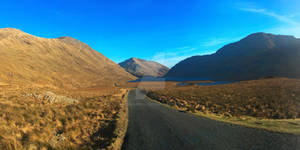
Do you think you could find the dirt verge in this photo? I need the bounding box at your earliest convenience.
[107,89,129,150]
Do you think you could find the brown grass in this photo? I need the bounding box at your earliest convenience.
[0,85,128,150]
[139,78,300,134]
[145,78,300,119]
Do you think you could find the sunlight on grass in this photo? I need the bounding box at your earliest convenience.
[0,85,128,149]
[143,78,300,134]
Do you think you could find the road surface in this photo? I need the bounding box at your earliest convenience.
[122,89,300,150]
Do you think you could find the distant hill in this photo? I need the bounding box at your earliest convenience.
[166,32,300,81]
[119,58,169,78]
[0,28,136,89]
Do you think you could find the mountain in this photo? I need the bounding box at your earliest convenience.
[166,32,300,81]
[0,28,136,89]
[119,58,169,77]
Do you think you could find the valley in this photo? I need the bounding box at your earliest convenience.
[3,1,300,149]
[1,28,300,150]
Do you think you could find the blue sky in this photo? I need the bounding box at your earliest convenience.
[1,0,300,67]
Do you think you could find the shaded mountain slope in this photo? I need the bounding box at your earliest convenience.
[166,32,300,81]
[119,57,169,77]
[0,28,135,89]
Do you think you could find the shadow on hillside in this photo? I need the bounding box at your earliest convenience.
[80,119,117,149]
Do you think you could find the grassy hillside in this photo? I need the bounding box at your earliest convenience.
[0,28,135,89]
[0,28,134,149]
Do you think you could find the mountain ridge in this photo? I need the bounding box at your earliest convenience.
[166,32,300,81]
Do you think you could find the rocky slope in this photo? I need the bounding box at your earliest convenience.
[166,32,300,81]
[0,28,135,89]
[119,57,169,77]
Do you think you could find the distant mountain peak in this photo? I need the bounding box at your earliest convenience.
[242,32,296,41]
[119,57,169,78]
[128,57,138,61]
[242,32,270,41]
[248,32,269,36]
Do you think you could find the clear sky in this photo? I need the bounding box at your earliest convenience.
[1,0,300,67]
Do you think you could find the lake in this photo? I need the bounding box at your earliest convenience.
[129,77,212,82]
[177,81,234,86]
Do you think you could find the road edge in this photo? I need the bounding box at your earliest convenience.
[142,90,300,135]
[107,89,130,150]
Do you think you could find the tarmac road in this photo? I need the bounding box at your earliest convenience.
[122,89,300,150]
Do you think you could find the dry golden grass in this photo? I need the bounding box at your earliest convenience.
[148,97,300,134]
[142,78,300,134]
[146,78,300,119]
[0,85,128,150]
